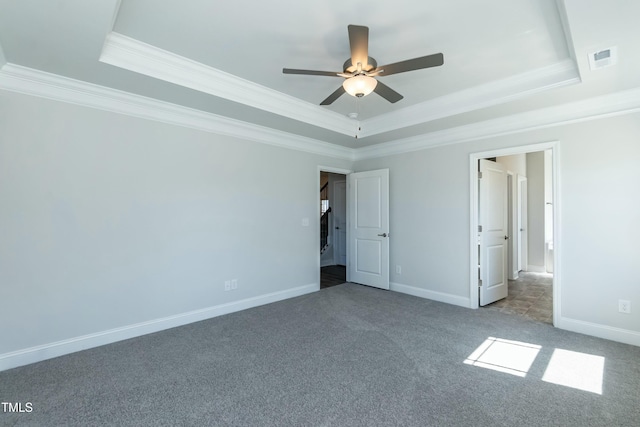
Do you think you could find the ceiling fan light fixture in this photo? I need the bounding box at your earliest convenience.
[342,75,377,98]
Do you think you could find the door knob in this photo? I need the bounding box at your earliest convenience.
[378,233,388,237]
[504,235,509,240]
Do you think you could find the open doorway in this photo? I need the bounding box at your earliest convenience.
[318,169,348,289]
[317,166,391,291]
[470,143,558,325]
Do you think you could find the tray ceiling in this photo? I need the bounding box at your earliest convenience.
[1,0,639,151]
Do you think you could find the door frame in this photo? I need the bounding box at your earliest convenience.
[469,141,560,326]
[317,166,352,288]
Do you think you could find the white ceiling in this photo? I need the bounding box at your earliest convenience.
[1,0,639,150]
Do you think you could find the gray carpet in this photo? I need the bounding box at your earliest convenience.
[1,283,639,426]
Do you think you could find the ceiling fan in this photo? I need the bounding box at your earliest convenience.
[283,25,444,105]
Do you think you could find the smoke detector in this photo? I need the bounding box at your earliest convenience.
[588,46,617,70]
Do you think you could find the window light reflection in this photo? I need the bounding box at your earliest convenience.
[464,337,541,377]
[542,348,605,395]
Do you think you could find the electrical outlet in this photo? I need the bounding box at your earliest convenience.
[231,279,238,290]
[619,300,631,314]
[395,265,402,275]
[224,280,231,291]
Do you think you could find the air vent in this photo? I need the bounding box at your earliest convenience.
[588,46,617,70]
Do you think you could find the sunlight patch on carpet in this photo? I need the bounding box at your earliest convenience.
[464,337,541,377]
[542,348,605,394]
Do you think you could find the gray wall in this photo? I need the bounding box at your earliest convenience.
[354,113,640,336]
[0,42,5,67]
[2,90,639,360]
[0,92,351,355]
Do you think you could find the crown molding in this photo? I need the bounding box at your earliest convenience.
[359,58,581,138]
[100,33,582,141]
[354,86,640,160]
[0,63,355,161]
[3,62,639,164]
[100,32,358,138]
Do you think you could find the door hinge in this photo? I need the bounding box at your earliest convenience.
[478,279,483,288]
[478,171,483,179]
[478,225,483,232]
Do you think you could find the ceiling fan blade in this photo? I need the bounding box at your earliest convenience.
[283,68,341,77]
[373,80,403,103]
[348,25,369,68]
[378,53,444,76]
[320,86,346,105]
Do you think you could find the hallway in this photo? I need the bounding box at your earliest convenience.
[320,265,346,289]
[484,272,553,324]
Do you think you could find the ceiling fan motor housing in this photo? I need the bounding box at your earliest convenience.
[343,57,378,73]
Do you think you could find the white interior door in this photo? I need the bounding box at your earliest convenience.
[517,176,528,272]
[479,159,508,306]
[507,174,518,280]
[348,169,389,290]
[334,181,347,266]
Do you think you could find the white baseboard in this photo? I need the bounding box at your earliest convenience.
[527,265,546,273]
[556,316,640,347]
[0,283,318,372]
[390,282,471,308]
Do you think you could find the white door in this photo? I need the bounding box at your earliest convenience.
[348,169,389,290]
[479,159,508,306]
[334,181,347,266]
[517,175,528,272]
[507,174,518,280]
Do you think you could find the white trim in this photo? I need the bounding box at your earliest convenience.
[0,63,355,161]
[3,62,640,165]
[0,283,317,372]
[317,166,353,176]
[3,62,640,164]
[354,86,640,161]
[100,34,581,142]
[108,0,122,35]
[557,316,640,347]
[551,144,561,327]
[99,32,358,137]
[555,0,581,78]
[390,282,471,308]
[526,265,547,273]
[360,59,580,138]
[469,141,560,314]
